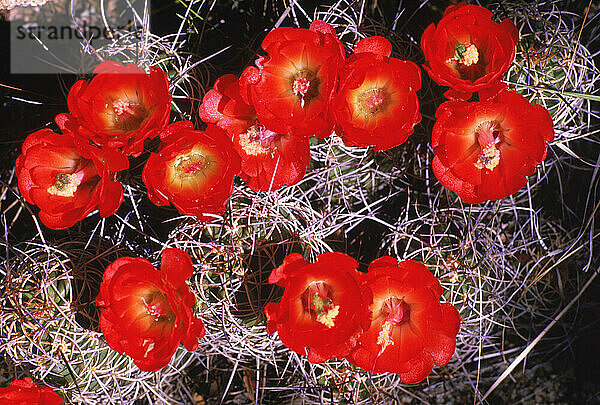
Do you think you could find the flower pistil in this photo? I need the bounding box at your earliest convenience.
[170,149,215,178]
[112,99,136,116]
[109,97,148,132]
[474,121,502,170]
[290,70,319,108]
[141,291,174,323]
[376,297,410,355]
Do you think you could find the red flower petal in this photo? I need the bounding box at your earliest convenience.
[432,156,480,204]
[15,124,126,229]
[397,351,435,384]
[160,247,194,288]
[199,74,310,191]
[0,377,63,404]
[426,303,461,366]
[333,39,421,151]
[354,36,392,57]
[241,21,344,138]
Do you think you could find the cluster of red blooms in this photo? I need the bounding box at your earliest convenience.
[265,253,461,383]
[14,3,556,231]
[198,21,422,189]
[421,3,554,203]
[15,20,424,229]
[14,60,244,229]
[7,1,559,393]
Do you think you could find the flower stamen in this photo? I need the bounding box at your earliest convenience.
[316,304,340,328]
[47,173,82,197]
[474,121,502,170]
[172,152,210,175]
[355,88,388,117]
[365,91,384,110]
[304,282,339,328]
[112,99,135,116]
[454,43,479,66]
[292,77,311,108]
[141,293,174,323]
[376,320,395,352]
[310,292,339,328]
[238,125,279,156]
[376,297,411,354]
[475,144,501,170]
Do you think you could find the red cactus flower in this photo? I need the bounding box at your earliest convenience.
[66,61,172,157]
[333,36,422,151]
[15,116,128,230]
[142,122,241,220]
[432,89,554,204]
[0,377,63,404]
[421,3,518,100]
[199,74,311,191]
[239,20,345,139]
[265,252,372,363]
[232,125,311,191]
[95,248,205,372]
[348,257,460,383]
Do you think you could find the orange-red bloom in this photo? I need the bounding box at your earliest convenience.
[432,89,554,204]
[199,74,311,191]
[421,3,518,100]
[67,61,172,157]
[0,377,63,405]
[15,116,128,230]
[95,248,205,372]
[333,36,421,151]
[348,257,460,383]
[265,253,372,363]
[142,122,241,220]
[239,20,344,138]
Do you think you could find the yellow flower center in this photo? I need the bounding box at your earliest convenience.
[352,86,389,119]
[47,173,82,197]
[303,282,339,328]
[455,43,479,66]
[310,293,339,328]
[170,151,211,176]
[166,147,220,194]
[475,144,501,170]
[238,125,278,157]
